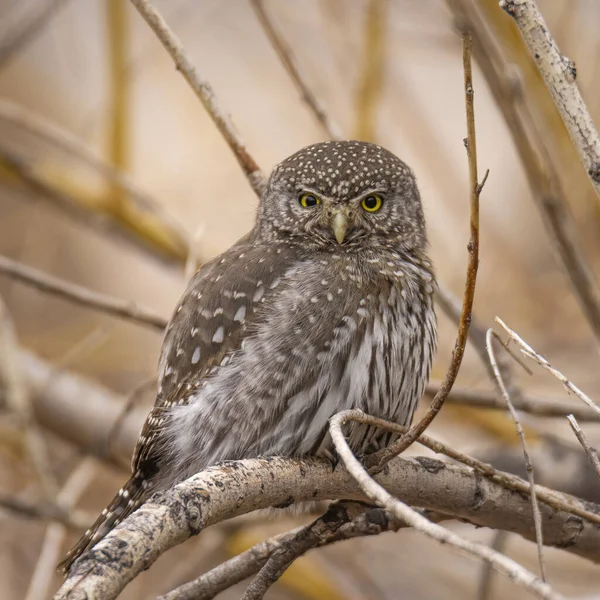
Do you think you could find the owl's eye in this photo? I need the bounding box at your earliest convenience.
[361,194,383,212]
[299,193,321,208]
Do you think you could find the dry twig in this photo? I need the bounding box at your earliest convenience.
[496,317,600,418]
[567,415,600,480]
[249,0,342,140]
[0,254,167,330]
[447,0,600,346]
[330,410,562,600]
[499,0,600,201]
[367,31,485,470]
[129,0,266,196]
[486,329,546,581]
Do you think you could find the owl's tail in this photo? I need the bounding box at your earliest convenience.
[58,470,147,574]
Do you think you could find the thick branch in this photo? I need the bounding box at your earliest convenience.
[53,454,600,599]
[499,0,600,200]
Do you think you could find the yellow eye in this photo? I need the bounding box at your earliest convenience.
[361,194,383,212]
[299,193,321,208]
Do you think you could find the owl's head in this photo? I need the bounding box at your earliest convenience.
[257,140,427,254]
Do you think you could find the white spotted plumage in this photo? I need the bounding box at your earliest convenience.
[60,140,437,573]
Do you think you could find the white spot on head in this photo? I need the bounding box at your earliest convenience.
[253,286,265,302]
[234,305,246,322]
[213,326,225,343]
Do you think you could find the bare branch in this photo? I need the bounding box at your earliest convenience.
[0,99,190,261]
[129,0,266,197]
[567,415,600,480]
[0,254,168,330]
[53,450,600,599]
[486,330,546,581]
[367,31,484,470]
[446,0,600,346]
[499,0,600,201]
[161,504,430,600]
[496,317,600,417]
[249,0,342,140]
[330,410,562,600]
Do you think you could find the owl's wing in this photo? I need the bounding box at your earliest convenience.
[132,236,297,471]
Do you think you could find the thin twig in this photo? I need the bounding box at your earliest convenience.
[336,410,600,526]
[446,0,600,347]
[567,415,600,480]
[0,254,167,330]
[496,317,600,417]
[249,0,342,140]
[129,0,266,196]
[499,0,600,201]
[366,31,485,470]
[486,329,547,581]
[241,502,358,600]
[161,506,440,600]
[330,410,563,600]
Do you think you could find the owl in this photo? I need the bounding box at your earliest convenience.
[60,140,437,572]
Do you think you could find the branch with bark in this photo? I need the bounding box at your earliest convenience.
[53,451,600,600]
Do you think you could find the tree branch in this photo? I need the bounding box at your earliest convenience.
[52,451,600,600]
[499,0,600,201]
[128,0,266,197]
[0,254,168,330]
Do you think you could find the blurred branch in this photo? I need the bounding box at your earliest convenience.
[129,0,266,196]
[499,0,600,201]
[24,459,96,600]
[54,449,599,600]
[0,296,57,496]
[567,415,600,480]
[0,145,191,266]
[0,99,189,261]
[249,0,342,140]
[430,381,600,421]
[330,410,562,600]
[106,0,130,208]
[447,0,600,347]
[19,350,144,469]
[0,492,89,530]
[0,254,168,330]
[367,32,485,470]
[0,0,72,68]
[354,0,387,141]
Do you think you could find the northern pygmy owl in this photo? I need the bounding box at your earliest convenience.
[61,140,437,572]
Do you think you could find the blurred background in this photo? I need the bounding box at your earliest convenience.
[1,0,600,598]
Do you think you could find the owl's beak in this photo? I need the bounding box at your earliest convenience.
[331,210,349,244]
